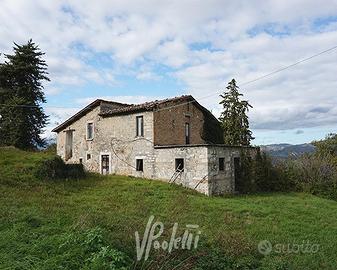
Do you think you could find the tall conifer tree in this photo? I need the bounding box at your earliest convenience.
[0,40,49,149]
[219,79,254,145]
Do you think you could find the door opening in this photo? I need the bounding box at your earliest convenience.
[234,157,243,193]
[101,154,110,175]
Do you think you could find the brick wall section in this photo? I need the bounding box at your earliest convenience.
[153,99,224,146]
[153,101,206,145]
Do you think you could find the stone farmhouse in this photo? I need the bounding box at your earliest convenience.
[52,95,255,195]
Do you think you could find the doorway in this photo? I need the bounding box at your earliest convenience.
[101,154,110,175]
[234,157,243,193]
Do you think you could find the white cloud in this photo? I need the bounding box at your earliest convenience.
[44,86,62,96]
[1,0,337,139]
[75,95,163,106]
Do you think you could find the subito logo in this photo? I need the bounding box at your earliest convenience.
[258,240,272,255]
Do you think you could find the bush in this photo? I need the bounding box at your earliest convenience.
[277,153,337,200]
[58,227,131,270]
[237,150,294,193]
[67,163,86,179]
[35,156,67,179]
[238,141,337,200]
[35,156,85,180]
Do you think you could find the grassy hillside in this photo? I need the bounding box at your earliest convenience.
[1,147,337,269]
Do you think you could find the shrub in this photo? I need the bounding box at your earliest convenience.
[237,150,293,193]
[240,143,337,200]
[67,163,86,179]
[278,152,337,199]
[85,246,129,270]
[58,227,131,270]
[35,156,67,179]
[35,156,85,180]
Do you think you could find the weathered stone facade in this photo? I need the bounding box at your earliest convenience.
[54,96,256,195]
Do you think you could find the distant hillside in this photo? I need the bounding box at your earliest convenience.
[261,143,316,158]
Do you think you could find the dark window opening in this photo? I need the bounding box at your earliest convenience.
[175,158,184,172]
[136,159,143,171]
[87,122,94,140]
[185,123,190,144]
[87,153,91,160]
[187,102,190,111]
[79,158,83,164]
[136,116,144,137]
[219,158,225,171]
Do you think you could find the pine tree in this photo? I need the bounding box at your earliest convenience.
[219,79,254,146]
[0,40,49,149]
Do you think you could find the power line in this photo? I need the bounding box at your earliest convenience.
[154,44,337,112]
[1,44,337,112]
[0,103,81,109]
[240,44,337,87]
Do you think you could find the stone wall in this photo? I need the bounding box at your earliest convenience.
[56,103,257,196]
[57,105,155,176]
[152,145,255,195]
[153,146,209,194]
[207,146,240,195]
[56,105,102,171]
[98,111,154,178]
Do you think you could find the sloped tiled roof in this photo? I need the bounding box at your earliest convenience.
[51,99,130,132]
[52,95,219,132]
[99,95,193,116]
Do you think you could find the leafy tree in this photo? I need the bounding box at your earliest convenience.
[0,40,49,149]
[312,133,337,156]
[219,79,254,145]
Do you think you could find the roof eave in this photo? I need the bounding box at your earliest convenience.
[51,99,102,133]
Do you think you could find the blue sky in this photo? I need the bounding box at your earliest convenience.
[1,0,337,145]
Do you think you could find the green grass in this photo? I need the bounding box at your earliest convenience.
[1,147,337,269]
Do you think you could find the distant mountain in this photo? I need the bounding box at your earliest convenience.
[260,143,316,158]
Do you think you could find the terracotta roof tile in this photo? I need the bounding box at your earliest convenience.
[100,95,193,116]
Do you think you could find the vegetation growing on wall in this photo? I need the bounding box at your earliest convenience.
[201,110,224,144]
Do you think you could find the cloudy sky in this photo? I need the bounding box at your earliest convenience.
[1,0,337,145]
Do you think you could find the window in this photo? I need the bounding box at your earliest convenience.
[87,153,91,160]
[185,123,190,144]
[79,158,83,164]
[136,159,143,171]
[136,116,144,137]
[219,158,225,171]
[87,122,94,140]
[175,158,184,172]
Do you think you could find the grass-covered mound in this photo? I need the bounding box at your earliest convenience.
[1,147,337,269]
